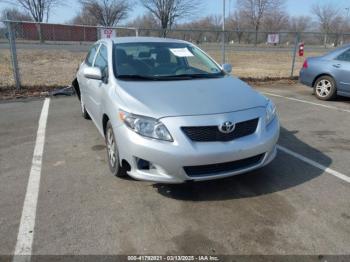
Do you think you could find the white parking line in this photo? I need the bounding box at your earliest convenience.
[13,98,50,261]
[277,145,350,183]
[263,92,350,113]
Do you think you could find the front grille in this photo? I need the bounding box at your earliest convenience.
[184,154,265,177]
[181,118,259,142]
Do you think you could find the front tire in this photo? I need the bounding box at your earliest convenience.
[314,76,337,101]
[105,121,126,177]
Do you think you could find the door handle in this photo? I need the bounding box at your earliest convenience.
[332,64,341,68]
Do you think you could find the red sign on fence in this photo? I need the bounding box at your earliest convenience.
[100,28,116,39]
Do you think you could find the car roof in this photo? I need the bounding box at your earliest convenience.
[323,44,350,58]
[106,36,190,45]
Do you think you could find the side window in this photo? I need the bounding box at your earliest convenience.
[94,45,109,81]
[336,49,350,62]
[85,45,99,66]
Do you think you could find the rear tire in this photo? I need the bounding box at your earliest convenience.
[105,121,126,177]
[314,76,337,101]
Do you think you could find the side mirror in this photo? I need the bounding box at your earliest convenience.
[83,67,102,80]
[222,63,233,74]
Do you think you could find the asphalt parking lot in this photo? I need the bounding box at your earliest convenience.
[0,83,350,259]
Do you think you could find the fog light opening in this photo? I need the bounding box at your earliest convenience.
[137,158,150,170]
[149,163,157,170]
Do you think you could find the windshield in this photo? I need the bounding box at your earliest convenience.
[113,42,224,80]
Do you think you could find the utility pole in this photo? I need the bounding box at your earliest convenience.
[228,0,232,17]
[290,33,300,78]
[222,0,226,64]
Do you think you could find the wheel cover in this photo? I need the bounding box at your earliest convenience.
[316,79,332,97]
[106,128,116,167]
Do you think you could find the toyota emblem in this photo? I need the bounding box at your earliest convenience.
[218,121,236,134]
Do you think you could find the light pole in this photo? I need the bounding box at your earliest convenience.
[346,7,349,40]
[222,0,226,64]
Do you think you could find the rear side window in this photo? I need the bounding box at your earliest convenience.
[85,45,99,66]
[336,49,350,62]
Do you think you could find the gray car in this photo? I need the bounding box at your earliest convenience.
[75,37,280,183]
[300,44,350,100]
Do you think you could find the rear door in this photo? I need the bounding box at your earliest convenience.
[332,48,350,93]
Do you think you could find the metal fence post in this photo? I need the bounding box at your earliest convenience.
[290,32,300,78]
[52,24,55,41]
[222,0,226,64]
[5,19,21,90]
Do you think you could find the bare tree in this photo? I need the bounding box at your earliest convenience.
[345,9,350,33]
[331,15,346,46]
[1,0,63,42]
[78,0,132,26]
[1,0,63,22]
[1,7,33,21]
[311,2,340,46]
[288,15,312,32]
[140,0,201,37]
[128,14,159,36]
[227,10,249,44]
[262,8,289,32]
[128,14,159,28]
[237,0,286,46]
[176,15,219,43]
[204,15,222,42]
[70,6,99,25]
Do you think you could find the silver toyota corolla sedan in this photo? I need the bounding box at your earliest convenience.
[75,37,280,183]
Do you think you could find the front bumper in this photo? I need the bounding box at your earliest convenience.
[115,107,280,183]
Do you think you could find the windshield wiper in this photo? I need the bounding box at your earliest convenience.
[154,73,225,80]
[117,74,161,81]
[169,73,224,79]
[117,73,224,81]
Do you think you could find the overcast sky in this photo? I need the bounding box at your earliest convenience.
[0,0,349,24]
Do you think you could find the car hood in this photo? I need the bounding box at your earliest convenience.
[116,76,267,119]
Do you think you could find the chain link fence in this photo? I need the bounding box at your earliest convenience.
[1,20,349,90]
[0,22,13,88]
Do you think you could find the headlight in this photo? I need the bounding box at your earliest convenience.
[119,110,173,142]
[265,99,276,126]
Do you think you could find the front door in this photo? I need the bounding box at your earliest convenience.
[332,48,350,93]
[87,44,109,128]
[78,43,100,115]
